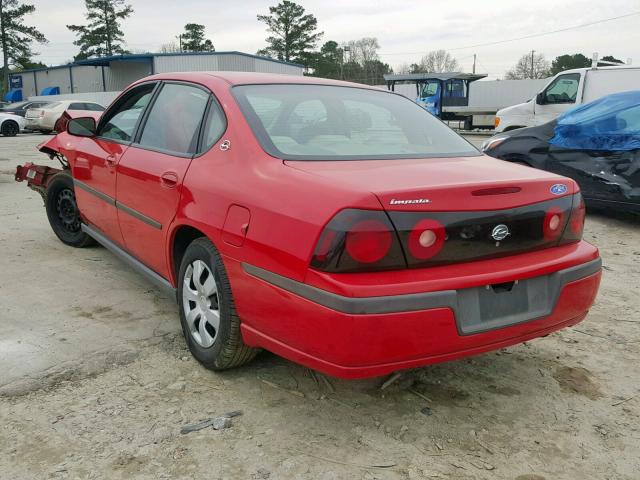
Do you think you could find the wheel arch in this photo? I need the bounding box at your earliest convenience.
[170,224,209,285]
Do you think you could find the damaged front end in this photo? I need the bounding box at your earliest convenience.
[15,136,68,203]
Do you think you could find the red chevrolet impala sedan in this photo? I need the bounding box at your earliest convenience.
[16,72,601,379]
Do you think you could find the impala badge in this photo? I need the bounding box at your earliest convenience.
[491,224,510,241]
[389,198,431,205]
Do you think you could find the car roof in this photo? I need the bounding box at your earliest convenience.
[142,71,383,90]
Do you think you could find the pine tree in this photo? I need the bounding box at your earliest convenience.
[0,0,46,93]
[180,24,214,52]
[67,0,133,60]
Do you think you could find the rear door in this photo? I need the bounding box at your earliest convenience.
[115,82,211,277]
[70,83,157,245]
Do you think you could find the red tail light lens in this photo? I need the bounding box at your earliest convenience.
[560,193,585,243]
[345,219,393,264]
[311,209,406,273]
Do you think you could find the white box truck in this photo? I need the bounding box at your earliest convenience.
[494,66,640,132]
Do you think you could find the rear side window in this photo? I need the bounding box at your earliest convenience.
[138,83,209,155]
[99,83,155,142]
[69,102,85,110]
[200,99,227,152]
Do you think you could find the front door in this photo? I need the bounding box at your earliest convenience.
[70,83,157,244]
[534,73,582,125]
[115,82,211,278]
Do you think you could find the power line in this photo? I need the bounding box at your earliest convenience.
[378,11,640,56]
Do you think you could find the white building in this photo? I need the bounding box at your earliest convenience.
[7,51,304,102]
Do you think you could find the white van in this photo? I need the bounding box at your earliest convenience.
[494,66,640,132]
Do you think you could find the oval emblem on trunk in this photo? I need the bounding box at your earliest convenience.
[491,224,510,241]
[550,184,567,195]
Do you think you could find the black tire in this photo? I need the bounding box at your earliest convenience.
[1,120,20,137]
[45,171,95,247]
[177,237,258,370]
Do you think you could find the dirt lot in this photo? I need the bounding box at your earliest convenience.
[1,134,639,480]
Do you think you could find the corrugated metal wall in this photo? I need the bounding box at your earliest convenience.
[104,61,153,91]
[153,53,303,75]
[10,53,302,103]
[35,67,73,94]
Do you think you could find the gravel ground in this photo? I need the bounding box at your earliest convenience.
[1,134,639,480]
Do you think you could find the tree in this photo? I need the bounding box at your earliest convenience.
[67,0,133,60]
[600,55,623,65]
[160,41,180,54]
[307,40,342,78]
[257,0,322,64]
[505,52,550,79]
[550,53,591,75]
[180,23,214,52]
[410,50,459,73]
[0,0,47,93]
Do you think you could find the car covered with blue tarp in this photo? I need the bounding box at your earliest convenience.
[482,90,640,214]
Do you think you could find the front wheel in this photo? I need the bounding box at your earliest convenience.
[177,238,258,370]
[45,172,95,247]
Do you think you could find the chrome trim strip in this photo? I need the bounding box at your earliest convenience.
[81,223,175,296]
[73,178,162,230]
[241,258,602,319]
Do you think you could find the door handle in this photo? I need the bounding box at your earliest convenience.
[105,154,117,168]
[160,171,179,188]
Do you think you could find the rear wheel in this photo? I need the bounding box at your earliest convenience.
[177,238,258,370]
[1,120,19,137]
[45,172,95,247]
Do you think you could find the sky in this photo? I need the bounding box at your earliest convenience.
[27,0,640,79]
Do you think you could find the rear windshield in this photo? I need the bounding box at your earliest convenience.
[232,84,479,160]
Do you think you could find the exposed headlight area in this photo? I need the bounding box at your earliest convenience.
[481,136,507,152]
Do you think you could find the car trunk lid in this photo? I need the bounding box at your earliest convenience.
[284,155,576,212]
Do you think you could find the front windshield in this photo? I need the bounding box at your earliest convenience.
[420,81,439,98]
[233,84,479,160]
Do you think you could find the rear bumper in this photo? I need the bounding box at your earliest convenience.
[231,241,601,378]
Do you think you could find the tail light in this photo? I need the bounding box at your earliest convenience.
[311,209,406,273]
[560,193,585,243]
[543,207,565,241]
[407,219,445,260]
[311,194,585,273]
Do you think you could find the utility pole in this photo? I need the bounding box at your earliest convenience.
[472,54,476,74]
[176,35,183,52]
[530,50,535,78]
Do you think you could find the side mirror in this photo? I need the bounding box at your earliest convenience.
[536,92,546,105]
[67,117,96,137]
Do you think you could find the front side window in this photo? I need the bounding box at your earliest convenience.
[99,83,155,142]
[543,73,580,104]
[233,84,479,160]
[138,83,209,155]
